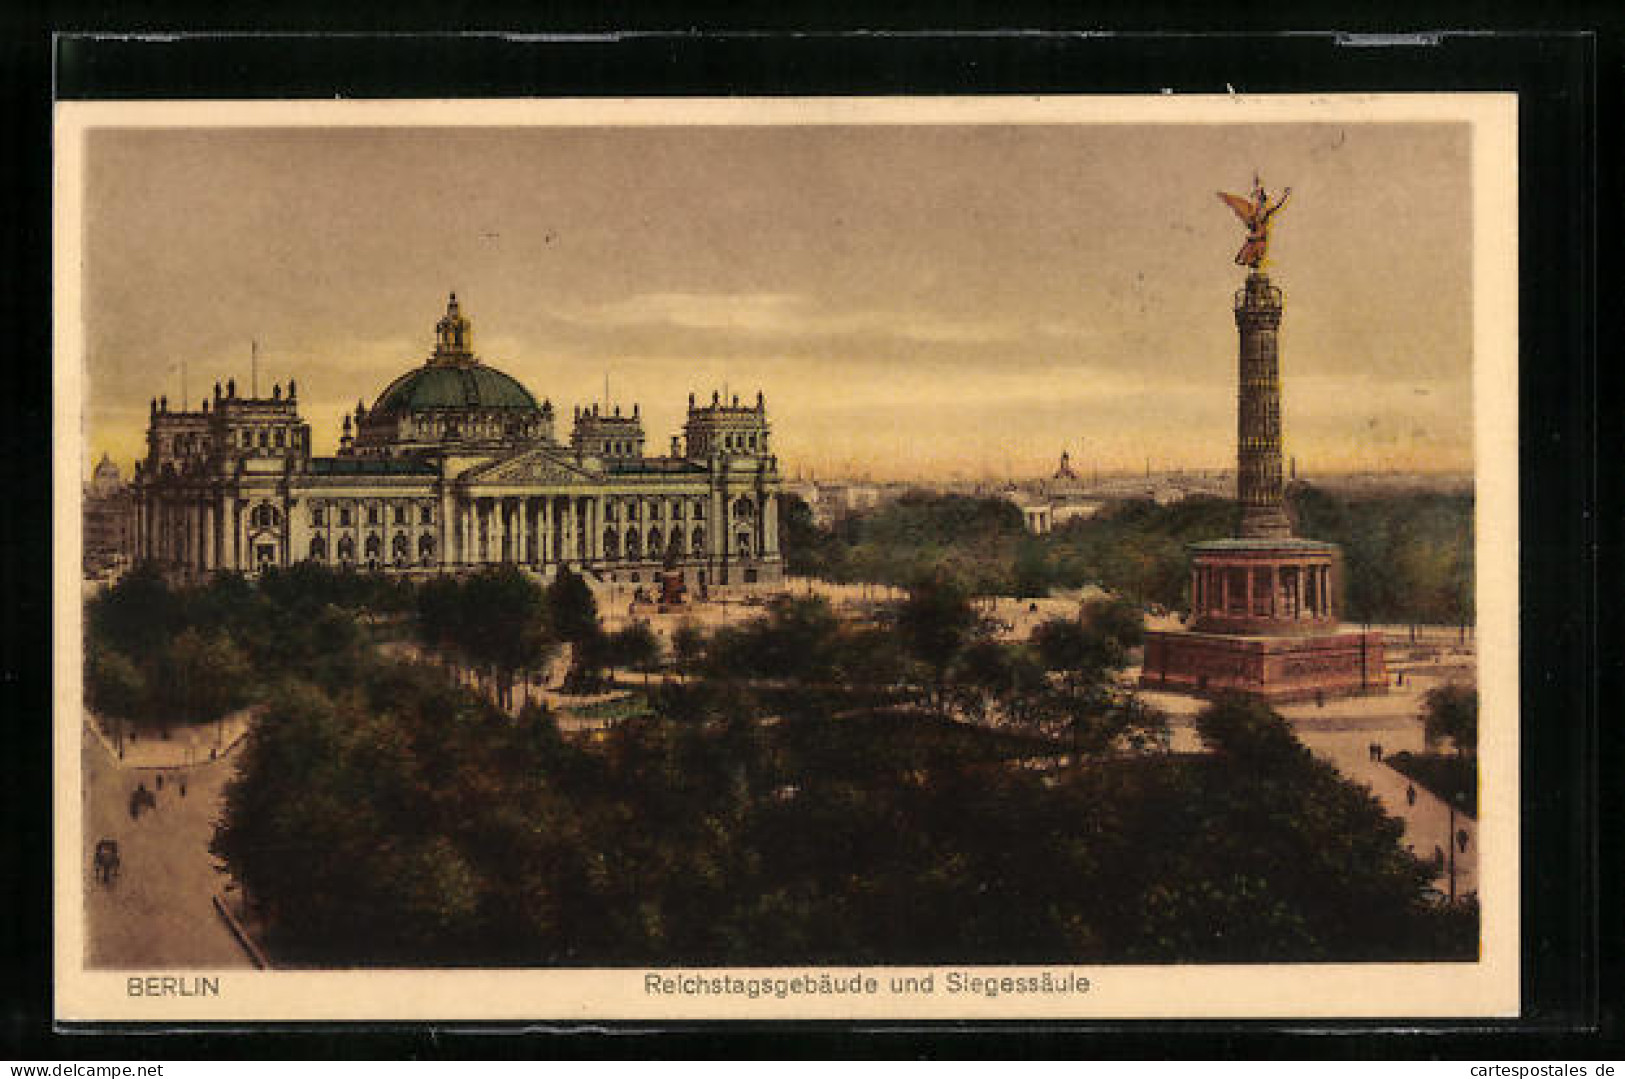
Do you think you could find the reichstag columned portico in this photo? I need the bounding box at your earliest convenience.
[132,294,784,587]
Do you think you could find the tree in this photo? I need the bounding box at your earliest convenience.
[706,596,844,682]
[1422,683,1478,757]
[85,645,147,755]
[86,562,179,662]
[1031,617,1122,688]
[896,572,981,707]
[609,621,661,678]
[546,566,600,644]
[779,493,840,578]
[158,628,252,735]
[458,566,553,710]
[1010,539,1052,599]
[1194,693,1308,766]
[565,626,614,693]
[671,619,707,677]
[1081,594,1145,650]
[944,638,1048,724]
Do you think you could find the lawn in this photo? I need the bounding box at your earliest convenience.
[1386,751,1478,818]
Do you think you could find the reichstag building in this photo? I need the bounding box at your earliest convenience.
[132,294,785,587]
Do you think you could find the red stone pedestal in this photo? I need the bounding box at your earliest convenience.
[1140,627,1387,702]
[1140,536,1387,702]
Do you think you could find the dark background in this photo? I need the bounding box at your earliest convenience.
[2,7,1613,1060]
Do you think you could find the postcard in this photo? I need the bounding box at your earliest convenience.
[55,93,1518,1022]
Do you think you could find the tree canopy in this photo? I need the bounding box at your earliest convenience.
[1422,683,1478,758]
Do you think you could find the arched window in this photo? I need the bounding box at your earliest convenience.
[625,528,640,560]
[603,528,619,559]
[365,534,382,559]
[393,504,407,525]
[275,429,285,448]
[628,501,640,521]
[647,528,663,557]
[418,534,435,563]
[339,506,354,527]
[692,527,705,552]
[309,536,327,561]
[337,536,355,562]
[311,505,326,526]
[672,501,685,520]
[392,533,409,563]
[367,506,381,526]
[694,501,706,520]
[605,502,618,522]
[419,505,432,525]
[258,431,268,449]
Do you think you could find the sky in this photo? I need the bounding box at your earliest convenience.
[79,120,1474,482]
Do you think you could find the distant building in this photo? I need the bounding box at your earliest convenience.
[1051,500,1105,526]
[132,294,785,587]
[84,453,134,575]
[1004,485,1106,534]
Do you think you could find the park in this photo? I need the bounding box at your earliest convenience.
[80,481,1480,969]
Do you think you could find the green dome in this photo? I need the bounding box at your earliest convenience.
[371,363,540,414]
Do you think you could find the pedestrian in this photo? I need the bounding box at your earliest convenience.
[1456,828,1469,854]
[1406,783,1417,807]
[1374,742,1384,762]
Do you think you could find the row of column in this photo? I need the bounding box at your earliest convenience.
[455,495,595,567]
[136,490,281,576]
[1192,562,1332,621]
[450,491,781,567]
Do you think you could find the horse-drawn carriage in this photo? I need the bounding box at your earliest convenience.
[93,838,121,884]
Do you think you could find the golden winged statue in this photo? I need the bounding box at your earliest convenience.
[1217,175,1291,268]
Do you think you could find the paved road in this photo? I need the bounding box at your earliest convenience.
[1144,666,1479,898]
[81,722,252,969]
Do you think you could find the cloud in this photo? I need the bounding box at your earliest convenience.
[549,291,1028,348]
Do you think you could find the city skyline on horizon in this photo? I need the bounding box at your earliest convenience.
[80,118,1476,482]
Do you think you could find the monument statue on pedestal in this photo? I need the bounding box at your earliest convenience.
[1217,175,1292,269]
[1138,177,1386,702]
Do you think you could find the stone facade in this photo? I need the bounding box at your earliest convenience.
[131,295,784,588]
[1141,629,1386,703]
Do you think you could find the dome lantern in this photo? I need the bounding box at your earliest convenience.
[431,291,475,366]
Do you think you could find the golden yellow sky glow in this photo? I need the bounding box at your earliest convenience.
[80,118,1473,482]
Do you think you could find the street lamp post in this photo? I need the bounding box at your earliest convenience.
[1447,797,1457,903]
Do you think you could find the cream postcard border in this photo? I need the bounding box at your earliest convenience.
[53,93,1519,1022]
